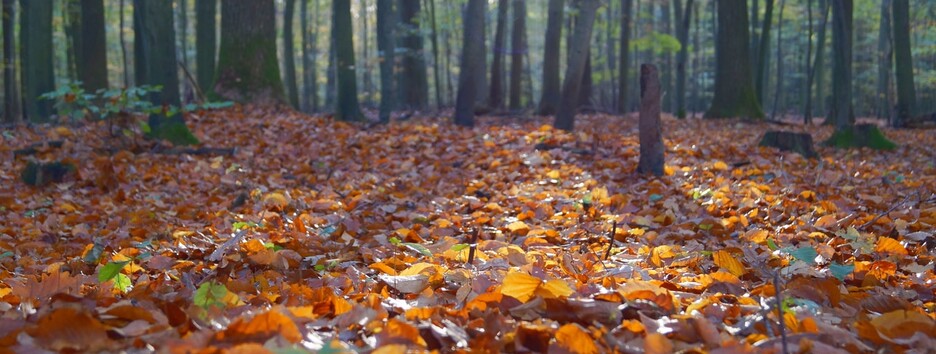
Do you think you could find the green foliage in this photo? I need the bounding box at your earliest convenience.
[829,262,854,281]
[632,32,682,55]
[98,260,132,293]
[194,281,230,309]
[823,125,897,150]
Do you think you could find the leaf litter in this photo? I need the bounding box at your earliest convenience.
[0,106,934,352]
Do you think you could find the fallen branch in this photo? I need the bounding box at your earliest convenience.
[13,140,65,156]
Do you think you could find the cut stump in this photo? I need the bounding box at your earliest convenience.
[758,131,818,158]
[637,64,664,176]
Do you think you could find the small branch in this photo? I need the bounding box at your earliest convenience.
[466,228,479,265]
[13,140,65,156]
[858,194,913,230]
[603,221,618,260]
[773,272,789,354]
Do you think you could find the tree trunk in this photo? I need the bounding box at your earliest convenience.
[813,0,829,119]
[134,0,198,145]
[65,1,81,83]
[307,0,320,112]
[875,0,892,121]
[617,0,632,114]
[675,0,694,118]
[377,0,395,123]
[691,1,700,114]
[704,0,763,119]
[770,0,785,120]
[178,0,188,68]
[20,0,54,122]
[427,0,442,108]
[579,52,592,109]
[78,0,108,91]
[892,0,916,127]
[537,0,564,116]
[119,0,130,87]
[3,0,20,122]
[637,64,664,176]
[360,0,372,106]
[474,1,488,108]
[554,0,600,131]
[325,17,336,110]
[332,0,363,121]
[282,0,299,108]
[661,1,672,112]
[489,0,508,110]
[508,0,525,111]
[755,0,774,106]
[454,0,485,127]
[215,0,285,105]
[195,0,216,93]
[398,0,427,111]
[805,0,830,123]
[830,0,852,130]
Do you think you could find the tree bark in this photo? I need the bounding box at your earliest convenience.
[813,0,830,119]
[876,0,892,121]
[215,0,286,105]
[283,0,299,108]
[704,0,763,119]
[3,0,20,122]
[675,0,694,118]
[638,64,664,176]
[508,0,525,111]
[755,0,775,106]
[830,0,852,130]
[617,0,632,114]
[892,0,916,127]
[805,0,830,123]
[489,0,508,110]
[769,0,786,120]
[332,0,363,121]
[398,0,427,111]
[537,0,564,116]
[454,0,486,127]
[427,0,442,108]
[377,0,395,123]
[79,0,108,91]
[554,0,600,131]
[20,0,54,122]
[195,0,217,93]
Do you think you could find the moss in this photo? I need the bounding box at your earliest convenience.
[148,114,200,146]
[214,36,286,104]
[823,124,897,150]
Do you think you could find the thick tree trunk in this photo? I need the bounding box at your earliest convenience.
[454,0,485,127]
[377,0,395,123]
[135,0,198,145]
[704,0,763,119]
[283,0,299,108]
[489,0,508,110]
[508,0,525,111]
[195,0,216,93]
[332,0,363,121]
[638,64,664,176]
[876,0,892,121]
[892,0,916,127]
[537,0,564,116]
[755,0,774,105]
[79,0,108,91]
[554,0,600,131]
[830,0,852,130]
[3,0,20,122]
[20,0,54,122]
[215,0,285,105]
[675,0,694,118]
[398,0,427,111]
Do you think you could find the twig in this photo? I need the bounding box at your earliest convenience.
[603,221,618,260]
[773,272,789,354]
[466,228,479,265]
[177,62,207,104]
[13,140,65,156]
[858,194,913,231]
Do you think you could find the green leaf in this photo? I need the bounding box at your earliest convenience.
[0,251,13,259]
[829,262,854,281]
[766,238,779,251]
[698,223,713,230]
[112,273,132,293]
[402,243,433,257]
[790,247,818,265]
[194,281,229,309]
[450,244,470,252]
[649,194,663,202]
[389,236,401,245]
[98,261,130,283]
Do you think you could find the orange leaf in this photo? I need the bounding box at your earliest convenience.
[536,279,574,299]
[217,309,301,344]
[874,237,907,255]
[555,323,598,354]
[26,308,112,352]
[644,333,674,354]
[713,250,746,276]
[501,270,542,303]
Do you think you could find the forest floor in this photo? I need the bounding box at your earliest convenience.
[1,106,934,353]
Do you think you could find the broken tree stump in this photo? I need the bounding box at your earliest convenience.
[20,160,77,186]
[823,123,897,150]
[637,64,664,176]
[759,131,818,158]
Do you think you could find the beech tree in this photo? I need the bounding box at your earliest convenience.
[195,0,216,92]
[282,0,299,108]
[554,0,600,131]
[454,0,486,127]
[20,0,54,122]
[377,0,395,123]
[704,1,763,119]
[892,0,916,127]
[398,0,427,111]
[537,0,564,116]
[332,0,363,121]
[214,0,286,105]
[79,0,108,92]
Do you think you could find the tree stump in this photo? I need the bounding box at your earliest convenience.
[758,131,818,158]
[823,123,897,150]
[20,160,76,186]
[637,64,664,176]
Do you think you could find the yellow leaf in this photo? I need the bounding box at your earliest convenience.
[506,221,530,235]
[262,192,289,211]
[712,161,729,171]
[536,279,574,299]
[399,262,441,276]
[713,250,746,276]
[874,237,907,255]
[546,170,561,179]
[555,323,599,354]
[644,333,674,354]
[501,270,541,303]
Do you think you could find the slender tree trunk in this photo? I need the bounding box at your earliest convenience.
[537,0,564,115]
[617,0,632,114]
[579,52,592,109]
[441,1,454,106]
[804,0,814,124]
[196,0,216,93]
[2,0,19,122]
[704,0,763,119]
[179,0,188,68]
[475,0,488,107]
[333,0,363,121]
[508,0,525,111]
[309,0,320,112]
[830,0,852,130]
[638,64,664,176]
[427,0,442,108]
[554,0,600,131]
[78,0,108,91]
[215,0,286,105]
[675,0,694,118]
[20,0,54,122]
[377,0,395,123]
[770,0,785,120]
[489,0,508,110]
[325,17,336,110]
[755,0,774,105]
[360,0,372,106]
[892,0,916,127]
[283,0,299,107]
[454,0,485,127]
[813,0,829,119]
[876,0,892,121]
[661,1,672,112]
[398,0,427,111]
[120,0,130,87]
[691,1,700,114]
[65,1,81,82]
